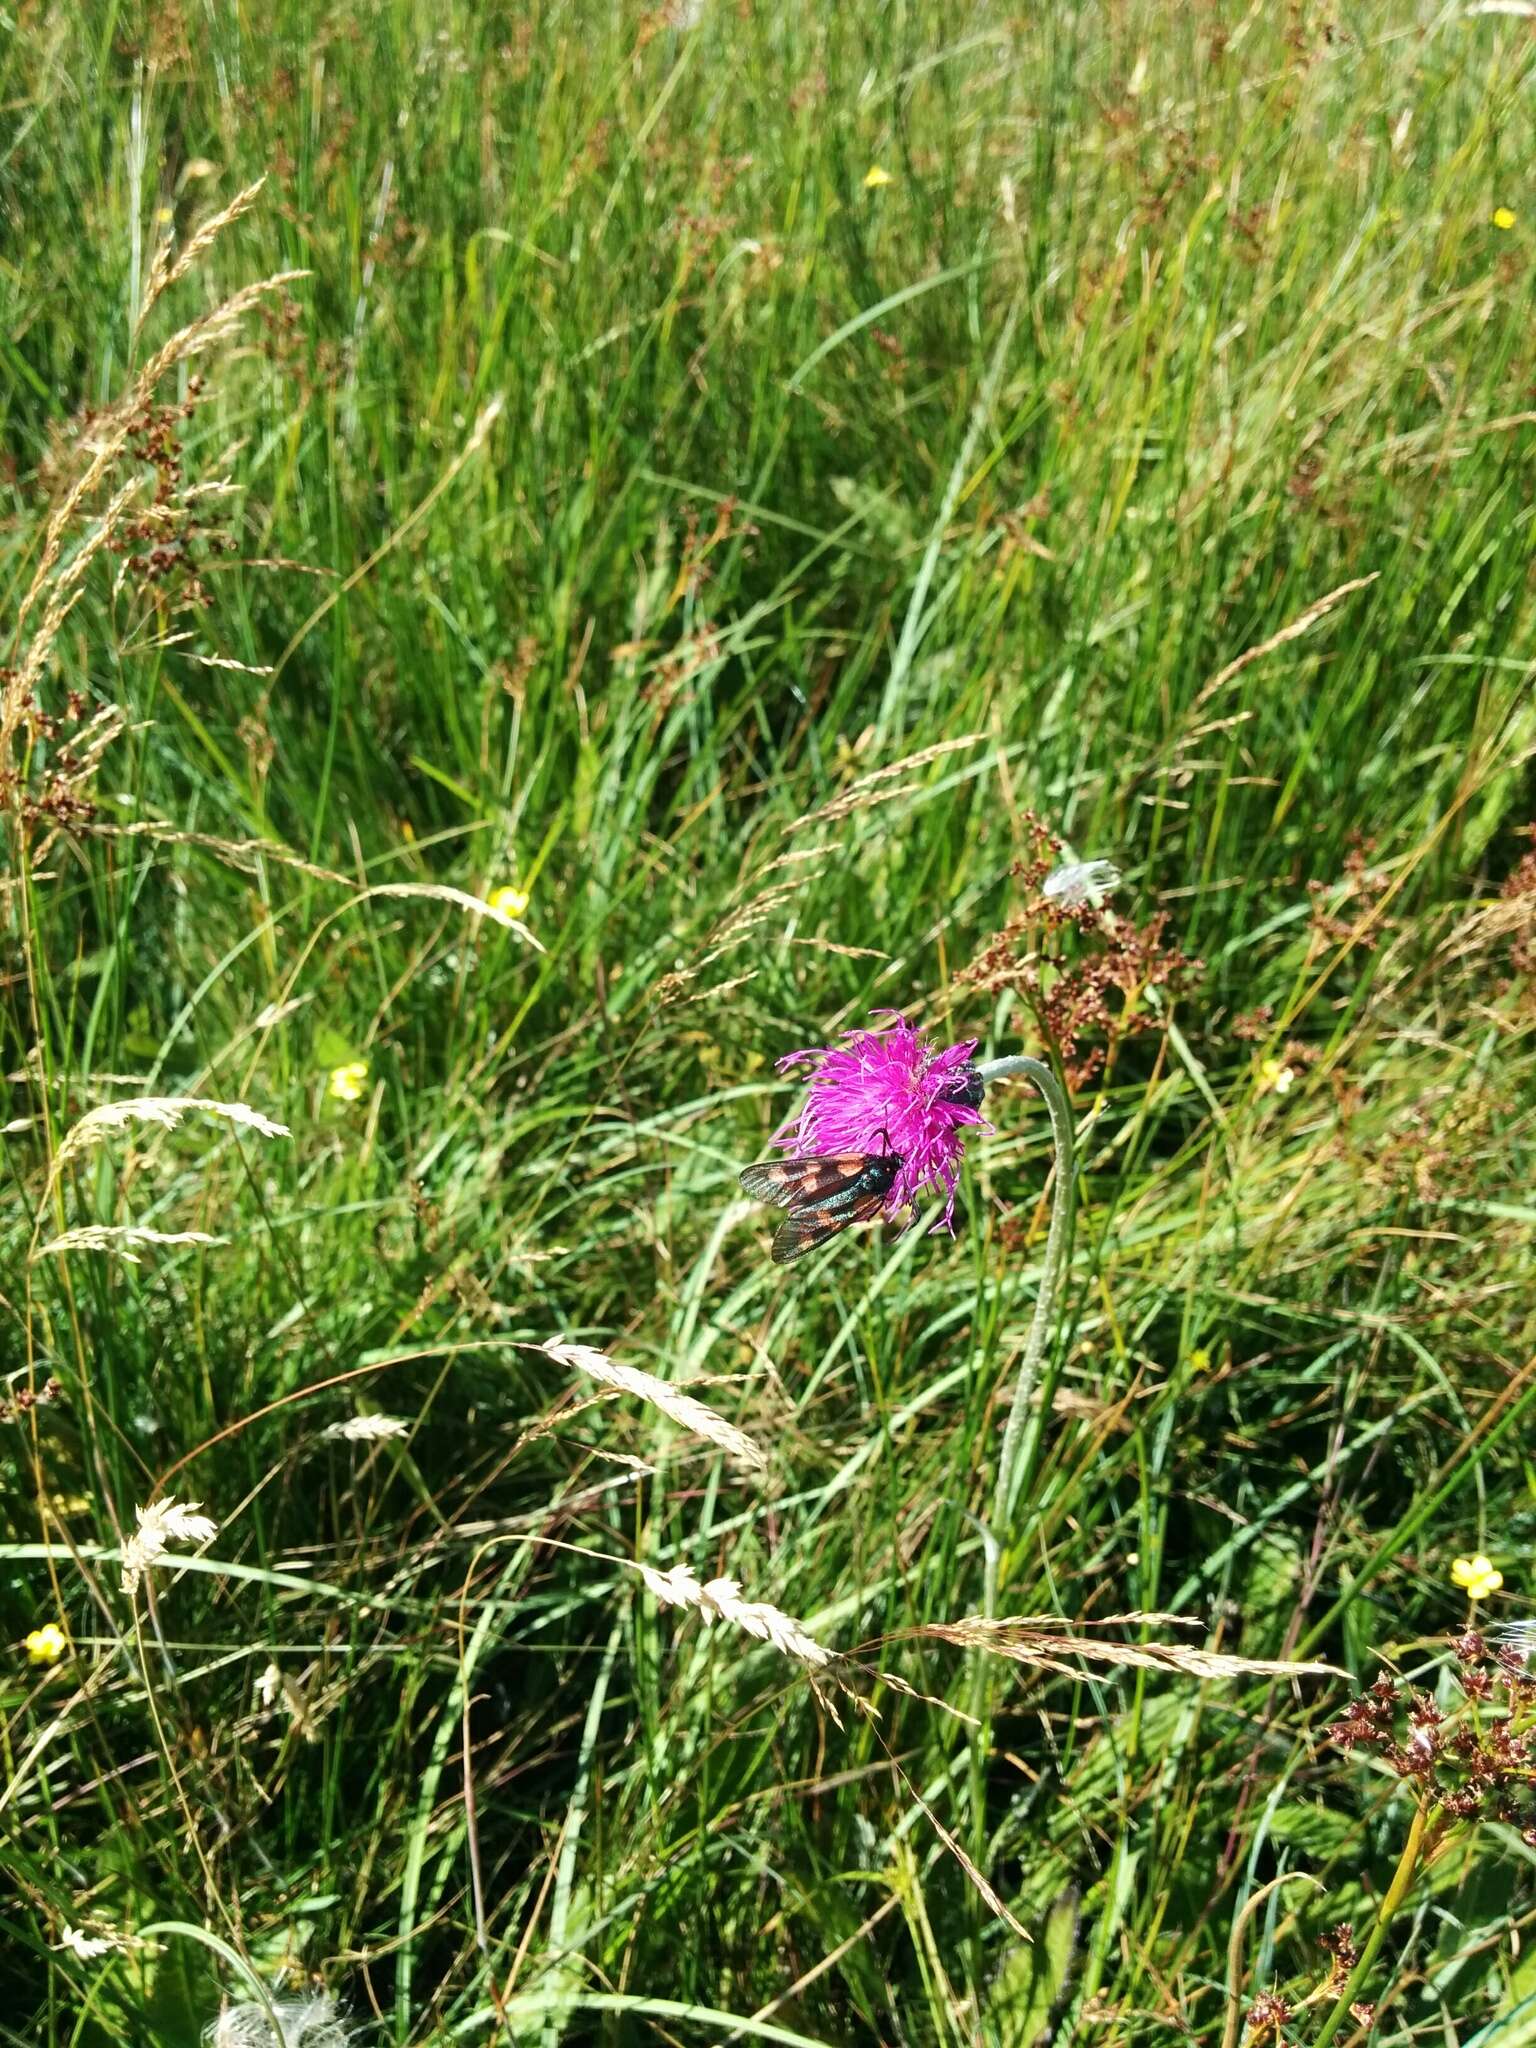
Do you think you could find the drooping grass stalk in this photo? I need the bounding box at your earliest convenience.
[977,1054,1076,1614]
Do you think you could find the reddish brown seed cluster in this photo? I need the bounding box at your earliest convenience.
[0,1377,64,1425]
[1328,1638,1536,1838]
[1243,1989,1292,2043]
[957,811,1201,1089]
[1316,1921,1359,1991]
[1,686,101,829]
[107,376,236,605]
[1306,835,1396,950]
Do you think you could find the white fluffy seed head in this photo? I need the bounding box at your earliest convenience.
[323,1414,409,1443]
[205,1996,350,2048]
[57,1926,119,1961]
[120,1496,219,1594]
[1042,858,1122,909]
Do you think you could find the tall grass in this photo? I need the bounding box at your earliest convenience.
[4,3,1536,2041]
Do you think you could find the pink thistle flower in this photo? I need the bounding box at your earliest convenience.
[776,1013,988,1231]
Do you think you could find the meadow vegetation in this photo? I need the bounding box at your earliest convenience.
[4,2,1536,2041]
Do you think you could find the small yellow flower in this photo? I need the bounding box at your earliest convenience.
[486,883,531,920]
[1258,1057,1296,1096]
[1492,207,1517,232]
[1188,1347,1213,1377]
[26,1622,67,1665]
[327,1060,369,1104]
[863,165,894,190]
[1451,1554,1503,1601]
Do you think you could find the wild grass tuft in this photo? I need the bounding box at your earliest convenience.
[4,3,1536,2042]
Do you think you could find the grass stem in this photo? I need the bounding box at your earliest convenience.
[980,1054,1076,1612]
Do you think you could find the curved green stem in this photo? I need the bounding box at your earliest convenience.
[1311,1800,1431,2048]
[979,1054,1076,1614]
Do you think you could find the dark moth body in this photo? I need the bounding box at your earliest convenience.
[738,1153,901,1263]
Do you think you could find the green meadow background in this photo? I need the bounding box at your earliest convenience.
[4,2,1536,2041]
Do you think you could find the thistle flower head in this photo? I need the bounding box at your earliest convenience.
[776,1013,987,1230]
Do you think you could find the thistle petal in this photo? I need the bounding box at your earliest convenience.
[774,1014,987,1232]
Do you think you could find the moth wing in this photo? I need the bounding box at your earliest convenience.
[770,1189,887,1264]
[740,1156,868,1210]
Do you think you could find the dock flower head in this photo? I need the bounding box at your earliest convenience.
[775,1013,988,1231]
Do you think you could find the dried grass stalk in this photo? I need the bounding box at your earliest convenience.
[912,1612,1343,1683]
[6,484,143,737]
[1194,575,1379,708]
[47,1095,290,1197]
[640,1562,831,1667]
[354,882,544,950]
[136,176,268,331]
[33,1225,228,1265]
[638,1563,1030,1939]
[83,820,352,885]
[12,271,306,659]
[543,1340,767,1472]
[800,731,987,827]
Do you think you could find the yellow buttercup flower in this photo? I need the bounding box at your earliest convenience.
[1257,1057,1295,1096]
[486,883,531,920]
[863,165,894,190]
[327,1060,369,1104]
[26,1622,67,1665]
[1492,207,1516,231]
[1188,1347,1213,1376]
[1451,1554,1503,1601]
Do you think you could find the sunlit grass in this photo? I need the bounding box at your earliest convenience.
[4,3,1536,2042]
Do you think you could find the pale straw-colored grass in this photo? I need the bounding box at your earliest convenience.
[136,175,269,333]
[908,1611,1343,1683]
[353,882,543,950]
[120,1496,219,1595]
[45,1096,290,1203]
[32,1225,228,1265]
[542,1339,767,1472]
[1192,574,1380,710]
[323,1414,410,1443]
[640,1562,831,1667]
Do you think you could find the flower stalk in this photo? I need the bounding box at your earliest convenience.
[978,1054,1076,1612]
[1311,1798,1432,2047]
